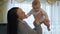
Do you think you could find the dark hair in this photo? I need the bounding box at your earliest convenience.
[7,7,19,34]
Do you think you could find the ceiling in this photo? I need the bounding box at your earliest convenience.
[25,0,60,1]
[24,0,60,2]
[16,0,60,3]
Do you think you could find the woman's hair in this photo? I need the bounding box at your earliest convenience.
[7,7,19,34]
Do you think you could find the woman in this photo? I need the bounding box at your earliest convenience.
[7,7,42,34]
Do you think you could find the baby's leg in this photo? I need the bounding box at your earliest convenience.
[33,20,42,34]
[33,21,40,27]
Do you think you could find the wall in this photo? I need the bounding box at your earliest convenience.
[0,0,8,23]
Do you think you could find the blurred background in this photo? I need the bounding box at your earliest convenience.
[0,0,60,34]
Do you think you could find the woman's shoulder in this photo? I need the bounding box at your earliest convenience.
[18,21,27,25]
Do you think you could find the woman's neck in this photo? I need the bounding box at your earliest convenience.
[18,18,23,23]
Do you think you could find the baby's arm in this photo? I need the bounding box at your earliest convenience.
[44,19,50,31]
[27,9,33,17]
[41,8,50,31]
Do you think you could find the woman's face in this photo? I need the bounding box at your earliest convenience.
[17,8,27,19]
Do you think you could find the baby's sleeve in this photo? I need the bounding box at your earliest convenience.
[27,9,33,16]
[41,8,49,20]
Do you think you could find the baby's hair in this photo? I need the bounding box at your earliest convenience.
[32,0,40,6]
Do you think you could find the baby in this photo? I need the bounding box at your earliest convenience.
[27,0,50,31]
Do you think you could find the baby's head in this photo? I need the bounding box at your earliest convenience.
[32,0,41,12]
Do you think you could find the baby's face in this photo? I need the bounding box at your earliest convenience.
[32,2,41,12]
[17,8,27,19]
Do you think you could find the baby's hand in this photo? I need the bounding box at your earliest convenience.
[25,15,28,18]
